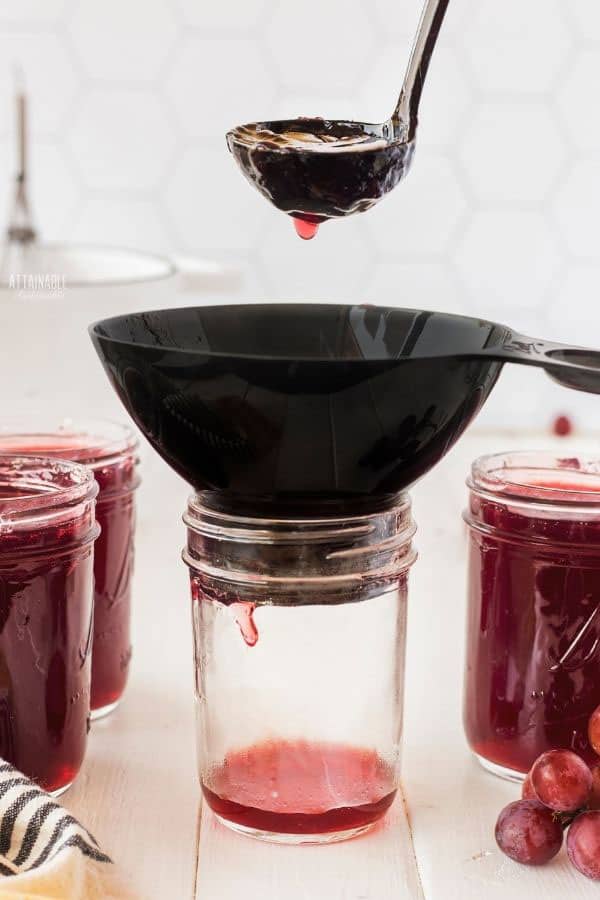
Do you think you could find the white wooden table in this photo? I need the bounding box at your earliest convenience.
[64,431,600,899]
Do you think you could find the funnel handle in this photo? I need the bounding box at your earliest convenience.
[476,333,600,395]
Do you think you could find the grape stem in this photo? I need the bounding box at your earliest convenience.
[555,809,583,830]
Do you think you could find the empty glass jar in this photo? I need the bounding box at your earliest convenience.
[184,494,417,843]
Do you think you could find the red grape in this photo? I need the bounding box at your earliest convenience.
[522,774,537,800]
[588,705,600,757]
[567,811,600,880]
[530,750,592,812]
[495,800,563,865]
[552,414,573,437]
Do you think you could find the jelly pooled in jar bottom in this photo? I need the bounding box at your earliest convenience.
[202,739,397,842]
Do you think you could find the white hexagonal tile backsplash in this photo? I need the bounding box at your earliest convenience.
[165,35,277,138]
[265,0,376,94]
[462,0,572,95]
[567,0,600,43]
[256,214,374,302]
[0,1,69,25]
[175,0,271,30]
[0,33,79,138]
[68,89,177,190]
[163,145,270,252]
[557,51,600,152]
[366,152,468,258]
[0,0,598,430]
[68,0,178,83]
[455,211,563,315]
[458,101,566,208]
[553,161,600,260]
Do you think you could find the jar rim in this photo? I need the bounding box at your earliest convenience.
[0,418,138,469]
[0,455,99,523]
[185,491,413,542]
[469,451,600,508]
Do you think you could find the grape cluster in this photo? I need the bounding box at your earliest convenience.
[494,707,600,879]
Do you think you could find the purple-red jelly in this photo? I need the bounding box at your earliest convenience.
[203,739,396,836]
[0,456,99,793]
[464,452,600,778]
[0,423,140,717]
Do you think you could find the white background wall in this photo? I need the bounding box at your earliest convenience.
[0,0,599,432]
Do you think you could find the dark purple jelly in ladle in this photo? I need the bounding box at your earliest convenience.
[227,0,449,236]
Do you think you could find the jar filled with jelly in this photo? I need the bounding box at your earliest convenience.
[0,456,99,794]
[464,452,600,781]
[0,420,140,718]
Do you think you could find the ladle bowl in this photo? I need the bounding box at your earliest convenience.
[89,304,600,509]
[227,118,415,221]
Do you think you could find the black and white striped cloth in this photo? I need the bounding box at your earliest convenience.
[0,762,110,878]
[0,761,136,899]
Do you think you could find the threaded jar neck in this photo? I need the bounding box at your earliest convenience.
[183,492,417,607]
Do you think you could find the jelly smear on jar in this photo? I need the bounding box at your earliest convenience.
[230,602,259,647]
[190,580,259,648]
[202,739,396,835]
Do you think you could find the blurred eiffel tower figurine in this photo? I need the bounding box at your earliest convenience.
[0,67,38,284]
[6,66,36,245]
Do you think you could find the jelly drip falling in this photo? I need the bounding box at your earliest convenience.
[230,601,259,647]
[293,217,319,240]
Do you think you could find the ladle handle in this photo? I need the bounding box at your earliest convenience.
[393,0,451,139]
[475,334,600,395]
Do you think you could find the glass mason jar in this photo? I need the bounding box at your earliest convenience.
[0,420,140,718]
[0,456,99,794]
[183,494,417,844]
[464,451,600,782]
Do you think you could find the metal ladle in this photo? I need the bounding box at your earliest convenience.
[227,0,450,235]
